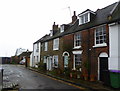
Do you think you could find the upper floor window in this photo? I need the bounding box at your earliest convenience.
[60,25,64,33]
[53,38,59,50]
[50,30,53,36]
[95,25,107,46]
[44,42,48,51]
[74,33,81,48]
[36,43,39,52]
[79,13,90,25]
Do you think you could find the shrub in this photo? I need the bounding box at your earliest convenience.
[38,62,46,71]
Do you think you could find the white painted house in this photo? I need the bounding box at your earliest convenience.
[31,40,41,67]
[109,22,120,71]
[31,34,50,68]
[108,1,120,72]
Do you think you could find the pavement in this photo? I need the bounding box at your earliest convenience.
[1,65,120,91]
[28,67,120,91]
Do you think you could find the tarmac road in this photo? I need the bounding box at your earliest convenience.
[2,64,84,90]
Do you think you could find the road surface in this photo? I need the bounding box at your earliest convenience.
[2,64,84,90]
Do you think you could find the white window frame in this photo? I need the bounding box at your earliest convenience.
[79,12,90,25]
[93,25,107,48]
[72,51,82,70]
[73,54,82,70]
[36,43,39,52]
[50,30,53,36]
[74,33,81,49]
[60,25,64,33]
[44,42,48,51]
[43,56,47,63]
[53,38,59,50]
[53,55,58,68]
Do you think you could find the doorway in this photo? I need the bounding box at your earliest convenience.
[99,56,110,85]
[63,51,69,68]
[47,56,52,71]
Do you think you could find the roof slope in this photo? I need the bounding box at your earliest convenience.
[34,34,50,44]
[35,1,120,43]
[19,51,32,57]
[75,2,118,32]
[110,1,120,22]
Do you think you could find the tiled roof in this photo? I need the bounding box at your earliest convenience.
[33,34,50,44]
[18,51,32,57]
[110,1,120,22]
[74,2,119,33]
[35,1,120,43]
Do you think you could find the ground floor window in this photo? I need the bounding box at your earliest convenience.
[74,54,82,70]
[53,55,58,68]
[43,56,47,63]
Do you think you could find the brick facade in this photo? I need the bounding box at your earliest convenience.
[34,2,120,83]
[40,23,109,81]
[40,34,74,71]
[79,24,109,80]
[63,34,74,69]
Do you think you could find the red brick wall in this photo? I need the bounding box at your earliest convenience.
[63,34,74,69]
[80,24,109,80]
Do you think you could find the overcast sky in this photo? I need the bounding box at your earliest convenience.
[0,0,118,57]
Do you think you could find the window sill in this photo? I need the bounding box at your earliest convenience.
[53,48,59,51]
[93,43,107,48]
[73,46,81,49]
[54,66,58,68]
[72,68,76,70]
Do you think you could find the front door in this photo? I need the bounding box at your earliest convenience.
[64,56,68,68]
[99,57,110,85]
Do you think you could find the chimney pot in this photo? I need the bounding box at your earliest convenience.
[72,11,77,24]
[74,11,76,15]
[53,22,55,25]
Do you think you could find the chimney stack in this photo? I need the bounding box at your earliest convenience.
[72,11,77,24]
[51,22,59,36]
[52,22,58,30]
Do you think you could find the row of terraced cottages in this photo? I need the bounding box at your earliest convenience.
[30,1,120,87]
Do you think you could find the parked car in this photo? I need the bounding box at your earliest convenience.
[19,59,26,65]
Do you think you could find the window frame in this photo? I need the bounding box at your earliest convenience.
[53,55,58,68]
[44,42,48,51]
[79,12,90,25]
[43,56,47,63]
[60,25,64,33]
[53,38,59,50]
[50,30,53,36]
[36,43,39,52]
[73,54,82,70]
[74,33,81,49]
[94,25,107,47]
